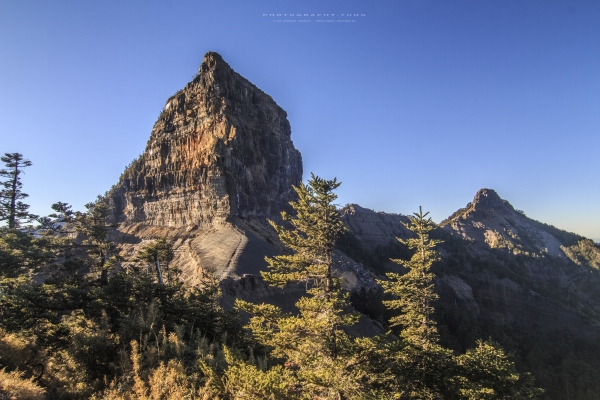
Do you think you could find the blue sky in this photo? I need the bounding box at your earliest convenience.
[1,0,599,240]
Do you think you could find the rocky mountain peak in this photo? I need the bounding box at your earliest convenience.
[442,188,568,259]
[469,188,514,217]
[198,51,232,75]
[109,52,302,227]
[472,188,504,207]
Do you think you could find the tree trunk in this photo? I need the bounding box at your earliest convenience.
[155,254,164,285]
[325,250,333,294]
[8,165,18,229]
[100,252,108,286]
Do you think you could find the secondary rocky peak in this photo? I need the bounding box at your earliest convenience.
[109,52,302,227]
[440,189,512,227]
[442,188,570,259]
[472,188,509,210]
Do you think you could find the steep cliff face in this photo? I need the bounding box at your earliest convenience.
[109,52,302,227]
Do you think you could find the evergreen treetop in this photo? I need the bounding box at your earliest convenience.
[136,237,175,285]
[380,206,442,348]
[0,152,37,228]
[237,174,375,399]
[75,197,115,285]
[262,173,346,296]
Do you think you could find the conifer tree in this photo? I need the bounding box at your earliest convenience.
[36,202,75,233]
[236,174,374,399]
[453,340,543,399]
[75,197,114,285]
[379,208,542,399]
[49,201,74,223]
[380,206,441,348]
[377,207,454,398]
[0,153,38,228]
[262,173,345,296]
[136,237,175,285]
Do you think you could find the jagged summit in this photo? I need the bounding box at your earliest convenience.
[472,188,508,209]
[198,51,232,74]
[442,188,569,258]
[109,52,302,227]
[200,51,226,67]
[440,188,513,226]
[468,188,514,213]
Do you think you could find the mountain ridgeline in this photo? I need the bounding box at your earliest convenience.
[3,52,600,398]
[105,52,600,398]
[338,192,600,397]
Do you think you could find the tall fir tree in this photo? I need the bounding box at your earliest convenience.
[262,173,345,296]
[75,197,115,285]
[0,153,38,228]
[380,206,441,348]
[378,208,542,399]
[49,201,74,223]
[378,207,454,398]
[235,174,376,399]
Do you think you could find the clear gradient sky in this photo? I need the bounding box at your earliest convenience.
[1,0,599,240]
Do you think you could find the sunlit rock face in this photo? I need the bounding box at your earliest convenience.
[437,189,599,338]
[109,52,302,227]
[444,188,565,257]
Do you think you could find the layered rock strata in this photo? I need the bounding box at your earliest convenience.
[109,52,302,227]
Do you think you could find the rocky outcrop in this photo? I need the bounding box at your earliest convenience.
[109,52,302,228]
[438,189,600,336]
[442,189,567,258]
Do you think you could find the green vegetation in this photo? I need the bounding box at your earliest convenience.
[235,174,375,398]
[136,237,176,285]
[0,154,593,399]
[0,202,245,398]
[561,239,600,269]
[376,208,541,399]
[0,153,38,228]
[381,207,441,346]
[435,298,600,400]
